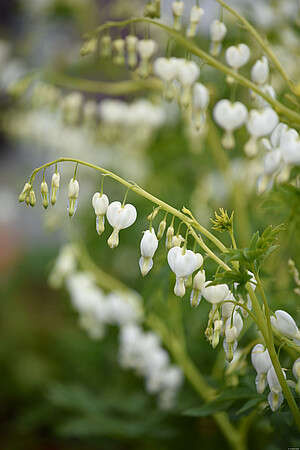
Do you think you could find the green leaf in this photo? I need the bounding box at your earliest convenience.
[236,397,263,416]
[183,400,233,417]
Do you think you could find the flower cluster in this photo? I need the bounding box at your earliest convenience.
[49,244,183,409]
[119,324,183,409]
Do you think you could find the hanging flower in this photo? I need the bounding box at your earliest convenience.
[213,99,248,149]
[92,192,109,235]
[106,201,137,248]
[209,20,227,56]
[270,310,300,341]
[167,246,203,297]
[251,343,272,393]
[267,365,286,411]
[68,178,79,217]
[139,229,159,276]
[245,108,278,157]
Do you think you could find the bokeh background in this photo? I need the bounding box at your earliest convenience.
[1,1,300,449]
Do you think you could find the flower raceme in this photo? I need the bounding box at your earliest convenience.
[106,201,137,248]
[167,246,203,297]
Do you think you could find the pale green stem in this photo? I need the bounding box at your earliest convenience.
[148,315,247,450]
[44,71,162,95]
[246,284,300,429]
[215,0,295,92]
[89,17,300,125]
[29,157,227,262]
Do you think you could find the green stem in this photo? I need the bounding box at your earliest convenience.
[29,157,228,263]
[90,17,300,125]
[148,315,246,450]
[246,285,300,429]
[215,0,295,93]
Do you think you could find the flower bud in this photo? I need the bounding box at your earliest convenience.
[137,39,157,78]
[29,189,36,207]
[186,6,204,38]
[157,217,167,239]
[166,224,174,250]
[113,39,125,66]
[209,20,227,56]
[100,35,112,59]
[68,179,79,217]
[126,35,138,69]
[212,319,223,348]
[139,229,158,276]
[172,1,184,30]
[41,180,49,209]
[80,37,97,57]
[19,182,32,203]
[51,172,60,205]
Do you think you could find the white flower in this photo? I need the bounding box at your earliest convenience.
[48,244,77,288]
[177,60,200,86]
[263,150,282,175]
[187,6,204,38]
[251,343,272,394]
[139,229,159,276]
[92,192,109,235]
[293,357,300,380]
[190,270,206,307]
[167,246,203,297]
[153,57,179,82]
[137,39,156,60]
[245,108,279,157]
[51,172,60,205]
[106,201,137,248]
[210,19,227,42]
[201,282,230,304]
[267,365,286,411]
[210,20,227,56]
[225,44,250,69]
[193,83,209,110]
[172,0,184,16]
[279,128,300,165]
[224,311,243,343]
[251,56,269,85]
[270,310,300,341]
[213,100,248,149]
[68,178,79,217]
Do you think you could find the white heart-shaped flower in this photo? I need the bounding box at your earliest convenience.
[201,281,230,304]
[137,39,156,59]
[106,201,137,230]
[213,99,248,131]
[190,6,204,23]
[247,108,278,137]
[153,57,179,82]
[193,83,209,110]
[167,246,202,278]
[225,43,250,69]
[251,56,269,85]
[251,344,272,374]
[177,60,200,86]
[140,229,158,258]
[210,20,227,42]
[92,192,109,216]
[263,149,282,174]
[279,128,300,165]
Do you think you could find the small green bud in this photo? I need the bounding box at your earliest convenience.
[210,208,234,233]
[113,39,125,66]
[157,218,166,239]
[166,224,174,250]
[41,180,49,209]
[100,35,112,58]
[80,37,97,57]
[19,182,32,202]
[29,189,36,207]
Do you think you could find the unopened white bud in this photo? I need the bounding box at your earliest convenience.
[51,172,60,205]
[113,39,125,65]
[19,182,32,203]
[251,344,272,374]
[41,180,49,209]
[172,1,184,30]
[100,35,112,58]
[210,20,227,56]
[187,6,204,38]
[68,179,79,217]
